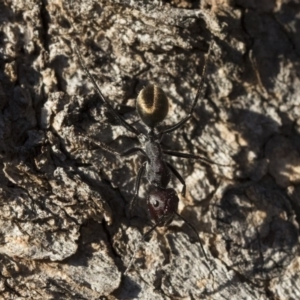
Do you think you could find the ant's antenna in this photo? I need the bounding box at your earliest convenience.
[124,210,211,275]
[124,222,161,275]
[174,211,208,260]
[174,211,215,290]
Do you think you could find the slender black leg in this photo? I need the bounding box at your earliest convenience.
[166,162,186,197]
[90,142,148,161]
[120,147,148,160]
[74,46,140,136]
[128,162,146,215]
[163,150,228,167]
[89,140,121,156]
[160,115,192,136]
[160,42,214,136]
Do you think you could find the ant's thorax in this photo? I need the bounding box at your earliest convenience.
[144,141,170,189]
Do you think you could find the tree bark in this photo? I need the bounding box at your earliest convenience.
[0,0,299,299]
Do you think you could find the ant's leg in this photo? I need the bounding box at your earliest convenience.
[74,46,140,136]
[88,139,121,156]
[89,143,148,214]
[160,42,214,136]
[163,150,228,167]
[128,161,146,215]
[166,162,186,197]
[90,141,148,161]
[120,147,148,159]
[119,148,148,214]
[160,115,192,136]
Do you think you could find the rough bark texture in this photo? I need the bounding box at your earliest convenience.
[0,0,300,299]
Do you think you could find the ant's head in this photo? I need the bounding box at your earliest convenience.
[136,85,169,128]
[147,187,179,226]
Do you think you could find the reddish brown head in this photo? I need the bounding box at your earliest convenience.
[147,187,179,226]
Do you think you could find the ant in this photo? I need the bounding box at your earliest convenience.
[74,42,224,275]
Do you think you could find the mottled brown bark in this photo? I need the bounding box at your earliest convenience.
[0,0,299,299]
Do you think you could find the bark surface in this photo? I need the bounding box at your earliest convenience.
[0,0,299,299]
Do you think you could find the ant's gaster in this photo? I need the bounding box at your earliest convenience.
[74,42,224,274]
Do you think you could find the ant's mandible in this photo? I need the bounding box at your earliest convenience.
[74,42,223,273]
